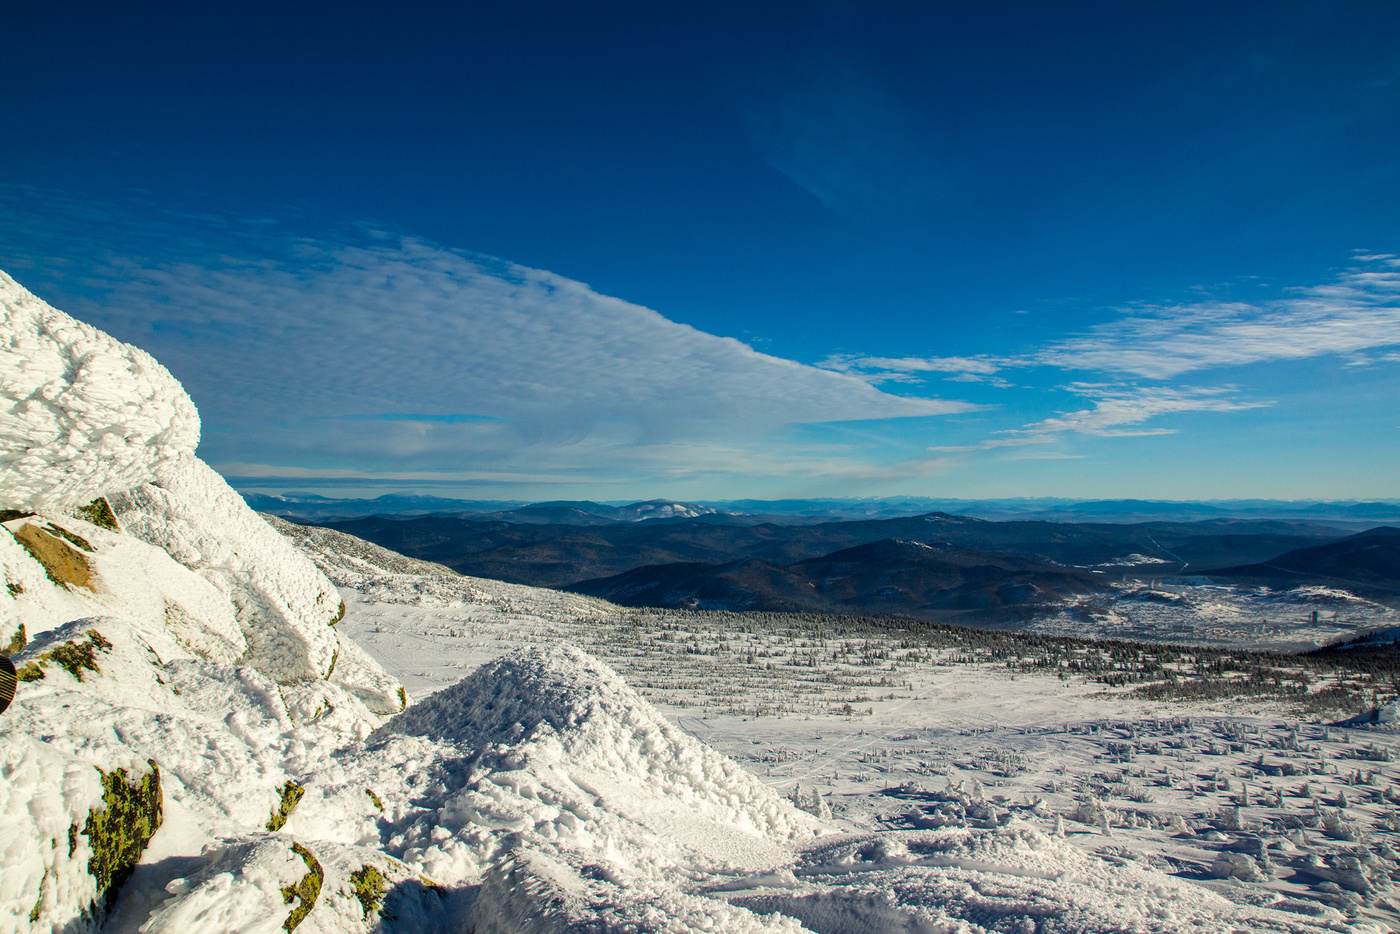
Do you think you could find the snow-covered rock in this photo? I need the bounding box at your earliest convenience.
[137,835,458,934]
[108,459,348,689]
[0,271,199,514]
[0,512,245,667]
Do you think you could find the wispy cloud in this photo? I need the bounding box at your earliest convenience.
[1016,384,1270,436]
[931,384,1270,453]
[0,188,969,493]
[1036,258,1400,378]
[836,256,1400,384]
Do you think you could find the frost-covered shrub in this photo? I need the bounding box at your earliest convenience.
[1211,852,1266,882]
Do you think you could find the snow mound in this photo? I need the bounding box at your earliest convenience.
[0,271,199,513]
[374,644,820,922]
[109,460,400,710]
[385,644,819,845]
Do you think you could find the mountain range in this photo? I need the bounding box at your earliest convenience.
[298,510,1400,621]
[241,491,1400,526]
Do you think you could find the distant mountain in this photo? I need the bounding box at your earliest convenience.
[239,490,1400,528]
[241,491,521,519]
[242,492,718,524]
[313,511,1345,591]
[1201,527,1400,591]
[568,538,1110,618]
[481,499,719,525]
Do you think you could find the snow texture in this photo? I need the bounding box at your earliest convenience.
[0,271,199,513]
[107,459,399,710]
[380,646,820,886]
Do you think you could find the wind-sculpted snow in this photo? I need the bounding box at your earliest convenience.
[109,460,401,712]
[722,822,1354,933]
[471,849,809,934]
[386,644,821,844]
[0,272,199,513]
[373,645,822,913]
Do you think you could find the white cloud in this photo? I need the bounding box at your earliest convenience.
[1015,384,1270,437]
[1033,258,1400,378]
[931,384,1271,454]
[114,240,965,435]
[835,257,1400,386]
[823,353,1006,385]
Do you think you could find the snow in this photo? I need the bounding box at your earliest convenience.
[322,550,1400,932]
[380,644,819,880]
[0,272,199,513]
[106,459,403,711]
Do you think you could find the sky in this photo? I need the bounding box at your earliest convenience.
[2,1,1399,502]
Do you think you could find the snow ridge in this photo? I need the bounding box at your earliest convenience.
[108,461,401,712]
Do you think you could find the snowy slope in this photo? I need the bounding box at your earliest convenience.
[304,523,1400,932]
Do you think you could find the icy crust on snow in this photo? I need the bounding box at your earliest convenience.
[721,823,1360,934]
[109,459,402,712]
[0,272,199,513]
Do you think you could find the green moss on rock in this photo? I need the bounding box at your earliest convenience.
[83,760,163,912]
[365,788,384,811]
[46,523,93,552]
[397,686,408,711]
[281,842,323,931]
[73,497,120,532]
[5,622,25,654]
[44,629,112,682]
[16,661,44,681]
[348,864,386,918]
[266,781,305,832]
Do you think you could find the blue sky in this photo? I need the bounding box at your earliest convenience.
[2,1,1399,501]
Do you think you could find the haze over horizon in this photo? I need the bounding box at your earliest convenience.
[3,2,1398,501]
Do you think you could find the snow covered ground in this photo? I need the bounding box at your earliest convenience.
[1037,583,1400,653]
[282,518,1400,932]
